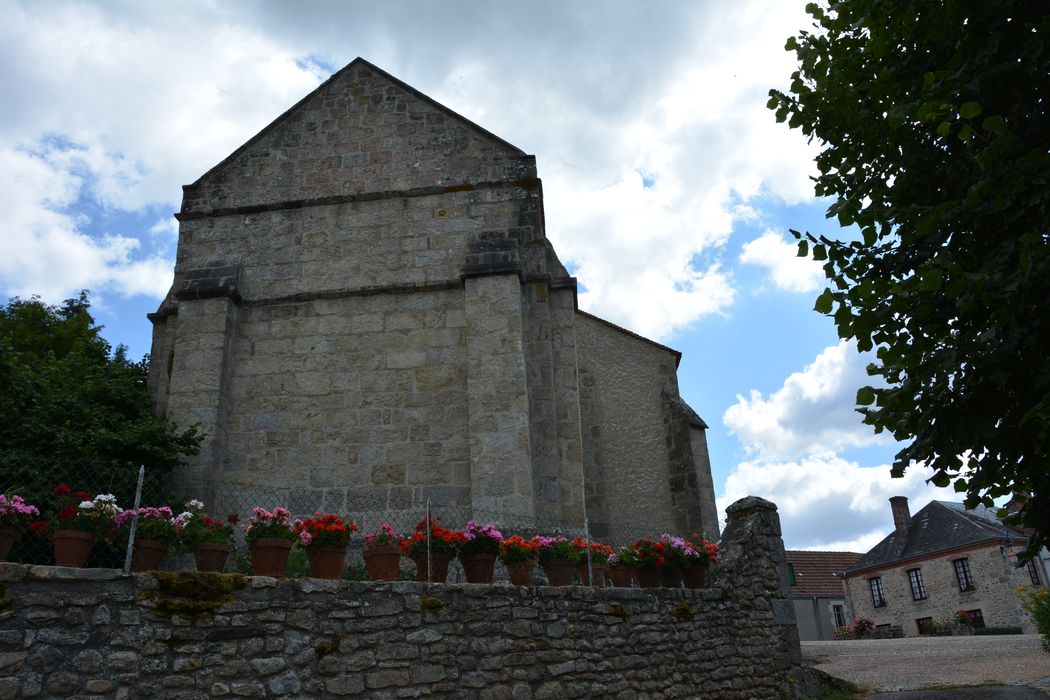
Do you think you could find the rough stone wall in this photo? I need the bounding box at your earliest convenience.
[845,544,1038,635]
[0,498,800,699]
[574,314,682,536]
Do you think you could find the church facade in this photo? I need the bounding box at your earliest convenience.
[147,58,718,539]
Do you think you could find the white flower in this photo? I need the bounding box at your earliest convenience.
[95,494,117,503]
[178,511,194,521]
[78,501,94,510]
[187,499,205,511]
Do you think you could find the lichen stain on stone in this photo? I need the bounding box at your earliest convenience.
[606,603,630,620]
[0,584,11,615]
[146,571,247,623]
[420,595,443,615]
[672,600,695,622]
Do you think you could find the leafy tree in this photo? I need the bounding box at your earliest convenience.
[768,2,1050,556]
[0,292,201,508]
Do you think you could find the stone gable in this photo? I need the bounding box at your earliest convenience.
[181,58,535,215]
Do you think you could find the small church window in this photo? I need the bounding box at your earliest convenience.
[1026,560,1042,585]
[869,577,886,607]
[908,568,927,600]
[953,558,976,591]
[832,604,846,628]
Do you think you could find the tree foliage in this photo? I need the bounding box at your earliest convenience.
[0,293,201,501]
[769,2,1050,555]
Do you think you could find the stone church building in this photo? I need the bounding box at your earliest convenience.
[147,58,719,539]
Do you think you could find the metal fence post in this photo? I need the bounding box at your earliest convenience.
[122,465,145,574]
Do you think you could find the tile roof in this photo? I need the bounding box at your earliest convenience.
[785,551,861,598]
[846,500,1030,575]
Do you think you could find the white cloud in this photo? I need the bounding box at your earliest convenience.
[0,144,172,301]
[717,455,956,551]
[724,340,888,461]
[739,229,825,293]
[716,340,951,550]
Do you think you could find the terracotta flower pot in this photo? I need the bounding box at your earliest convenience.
[363,545,402,581]
[461,553,497,584]
[507,559,537,586]
[53,530,95,568]
[578,562,607,587]
[412,551,451,583]
[307,543,347,579]
[637,565,663,588]
[542,558,576,586]
[661,565,684,588]
[0,525,19,561]
[131,538,167,572]
[194,543,231,572]
[609,564,635,588]
[683,566,707,589]
[248,538,293,577]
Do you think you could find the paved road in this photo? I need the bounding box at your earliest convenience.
[801,634,1050,695]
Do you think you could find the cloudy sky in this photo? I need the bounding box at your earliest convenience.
[0,0,955,551]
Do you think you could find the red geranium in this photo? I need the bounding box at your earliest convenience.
[53,484,71,495]
[294,513,357,548]
[399,517,464,557]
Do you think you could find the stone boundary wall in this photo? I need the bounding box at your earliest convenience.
[0,498,800,699]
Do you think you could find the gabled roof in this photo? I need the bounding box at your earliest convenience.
[785,551,860,598]
[846,500,1029,575]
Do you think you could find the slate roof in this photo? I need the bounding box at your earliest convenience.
[785,551,860,598]
[845,500,1030,575]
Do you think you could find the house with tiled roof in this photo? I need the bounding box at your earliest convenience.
[843,496,1048,636]
[785,550,861,640]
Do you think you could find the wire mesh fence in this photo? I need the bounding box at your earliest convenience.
[0,460,710,583]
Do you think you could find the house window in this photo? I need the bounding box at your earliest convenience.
[787,563,797,586]
[1026,560,1042,585]
[966,609,986,629]
[953,558,976,592]
[832,604,846,628]
[908,568,927,600]
[869,577,887,607]
[916,617,934,635]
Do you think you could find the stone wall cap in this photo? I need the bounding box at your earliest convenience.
[726,496,779,516]
[28,565,130,581]
[0,562,28,582]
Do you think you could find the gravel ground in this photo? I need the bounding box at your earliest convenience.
[801,634,1050,693]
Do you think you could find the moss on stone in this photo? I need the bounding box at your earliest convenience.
[420,595,443,615]
[146,571,246,623]
[672,600,695,621]
[314,634,343,658]
[0,584,11,614]
[607,603,630,620]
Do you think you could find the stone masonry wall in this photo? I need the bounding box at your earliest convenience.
[0,499,800,699]
[574,314,682,537]
[845,543,1038,635]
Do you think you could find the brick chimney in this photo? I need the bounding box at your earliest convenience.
[889,496,911,535]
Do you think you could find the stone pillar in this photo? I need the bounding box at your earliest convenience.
[522,281,560,524]
[690,427,721,539]
[463,273,535,519]
[165,295,239,483]
[549,286,586,525]
[715,496,802,671]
